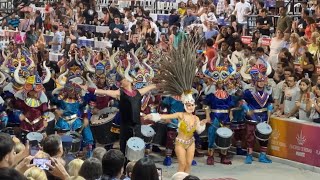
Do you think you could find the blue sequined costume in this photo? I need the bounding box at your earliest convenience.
[204,93,234,149]
[51,95,94,146]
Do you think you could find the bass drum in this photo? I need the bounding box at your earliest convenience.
[90,108,119,145]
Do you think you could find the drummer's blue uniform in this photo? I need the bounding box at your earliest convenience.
[2,90,21,125]
[204,93,234,149]
[242,89,273,163]
[161,96,184,166]
[51,95,94,146]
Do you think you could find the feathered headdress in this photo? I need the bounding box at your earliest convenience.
[156,39,198,104]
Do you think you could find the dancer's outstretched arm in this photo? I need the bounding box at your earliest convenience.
[78,84,120,99]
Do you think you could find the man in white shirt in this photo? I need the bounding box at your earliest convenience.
[233,0,251,35]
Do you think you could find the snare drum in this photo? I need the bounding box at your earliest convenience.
[151,122,167,147]
[125,137,145,161]
[90,107,118,145]
[255,122,272,141]
[61,131,82,153]
[215,127,233,150]
[137,125,155,144]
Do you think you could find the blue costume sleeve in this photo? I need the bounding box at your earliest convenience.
[204,94,213,106]
[267,104,273,111]
[242,103,250,112]
[50,95,62,106]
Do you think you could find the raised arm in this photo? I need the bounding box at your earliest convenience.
[138,84,157,96]
[79,84,120,99]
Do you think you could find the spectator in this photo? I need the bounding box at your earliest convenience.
[204,21,218,40]
[7,13,20,30]
[20,13,34,32]
[24,167,48,180]
[183,8,197,29]
[256,8,273,36]
[49,25,63,53]
[288,33,300,58]
[215,26,228,47]
[92,147,107,161]
[25,25,38,48]
[0,168,27,180]
[308,32,320,56]
[123,161,135,180]
[301,51,315,79]
[304,16,317,41]
[78,158,103,180]
[233,0,251,35]
[178,2,187,17]
[268,30,285,70]
[183,175,200,180]
[277,7,292,33]
[109,15,125,41]
[34,10,43,30]
[169,9,180,26]
[230,39,244,66]
[131,157,159,180]
[101,149,125,180]
[0,133,15,168]
[293,9,308,37]
[282,74,300,117]
[67,159,84,177]
[134,6,145,21]
[205,38,216,61]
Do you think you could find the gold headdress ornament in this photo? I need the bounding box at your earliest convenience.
[157,38,199,104]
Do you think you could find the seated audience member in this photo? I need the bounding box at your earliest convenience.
[78,158,103,180]
[123,161,136,180]
[92,147,107,161]
[101,149,125,180]
[131,157,159,180]
[67,159,84,177]
[42,135,64,161]
[0,167,27,180]
[24,167,48,180]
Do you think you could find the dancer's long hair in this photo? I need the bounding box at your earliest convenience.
[157,38,199,96]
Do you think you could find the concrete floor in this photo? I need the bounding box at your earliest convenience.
[150,154,320,180]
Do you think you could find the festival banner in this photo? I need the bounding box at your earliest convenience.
[268,117,320,167]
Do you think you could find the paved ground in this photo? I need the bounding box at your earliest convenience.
[149,154,320,180]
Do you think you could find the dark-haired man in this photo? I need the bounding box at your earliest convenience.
[256,8,273,36]
[101,149,125,180]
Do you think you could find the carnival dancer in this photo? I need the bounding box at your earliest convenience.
[202,55,237,165]
[144,40,207,173]
[241,63,273,164]
[13,62,51,132]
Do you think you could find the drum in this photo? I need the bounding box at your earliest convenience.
[26,132,43,147]
[44,112,55,135]
[125,137,145,161]
[215,127,233,150]
[151,122,167,147]
[255,122,272,141]
[134,125,156,144]
[61,132,82,153]
[90,107,118,145]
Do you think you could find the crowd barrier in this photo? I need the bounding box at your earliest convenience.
[268,117,320,167]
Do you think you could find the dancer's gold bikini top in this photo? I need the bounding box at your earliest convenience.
[178,118,197,138]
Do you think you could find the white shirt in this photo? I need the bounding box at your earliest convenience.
[230,50,245,65]
[234,2,251,24]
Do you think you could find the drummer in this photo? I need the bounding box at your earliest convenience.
[241,64,273,164]
[161,95,184,166]
[203,61,238,165]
